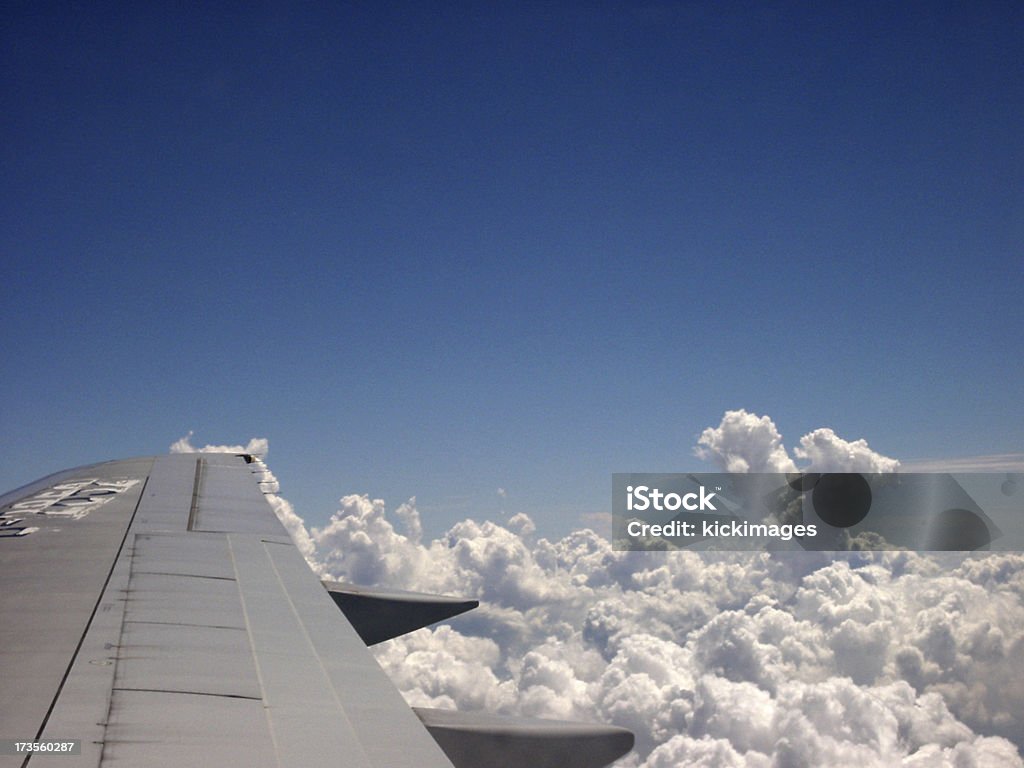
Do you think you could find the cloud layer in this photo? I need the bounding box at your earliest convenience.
[322,498,1024,766]
[174,416,1023,766]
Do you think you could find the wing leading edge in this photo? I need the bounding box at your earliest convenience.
[0,454,633,767]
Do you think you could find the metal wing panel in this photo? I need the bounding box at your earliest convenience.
[130,530,240,581]
[190,454,289,535]
[122,562,245,629]
[0,457,152,768]
[131,454,198,530]
[117,619,259,698]
[98,690,277,768]
[228,534,456,768]
[250,536,458,768]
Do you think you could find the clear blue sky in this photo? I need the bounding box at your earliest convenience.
[2,2,1021,537]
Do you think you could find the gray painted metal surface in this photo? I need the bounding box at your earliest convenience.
[0,454,455,768]
[0,458,151,768]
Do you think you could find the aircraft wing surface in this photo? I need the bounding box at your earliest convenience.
[0,454,633,767]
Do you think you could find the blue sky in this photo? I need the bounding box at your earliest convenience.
[2,2,1021,537]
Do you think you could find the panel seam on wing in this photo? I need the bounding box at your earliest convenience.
[227,534,284,767]
[111,687,262,701]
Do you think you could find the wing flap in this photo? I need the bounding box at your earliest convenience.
[322,581,479,645]
[414,707,635,768]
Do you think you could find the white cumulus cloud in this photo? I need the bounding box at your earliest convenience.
[694,410,900,474]
[695,410,797,473]
[170,430,269,456]
[794,428,901,473]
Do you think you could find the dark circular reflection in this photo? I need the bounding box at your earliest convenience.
[811,473,872,528]
[786,473,821,493]
[925,508,991,550]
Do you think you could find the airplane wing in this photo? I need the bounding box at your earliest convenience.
[0,454,633,767]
